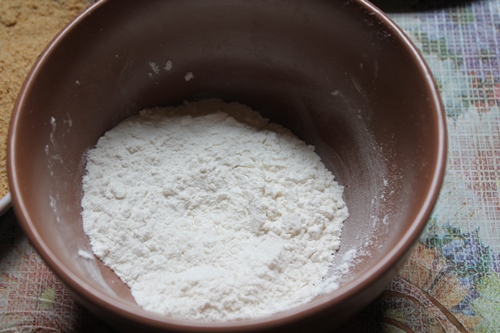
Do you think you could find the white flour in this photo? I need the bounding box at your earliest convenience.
[81,99,349,321]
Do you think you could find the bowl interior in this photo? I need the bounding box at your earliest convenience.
[9,0,445,330]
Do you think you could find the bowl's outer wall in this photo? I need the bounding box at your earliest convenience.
[9,0,446,331]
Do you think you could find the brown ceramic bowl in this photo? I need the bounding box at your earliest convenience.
[8,0,446,331]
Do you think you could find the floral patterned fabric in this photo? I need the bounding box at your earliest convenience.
[342,1,500,331]
[1,0,499,332]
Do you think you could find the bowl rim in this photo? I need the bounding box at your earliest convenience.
[8,0,447,330]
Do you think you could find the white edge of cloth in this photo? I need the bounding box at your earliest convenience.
[0,192,12,216]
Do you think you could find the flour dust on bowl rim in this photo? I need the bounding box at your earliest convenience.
[7,0,447,331]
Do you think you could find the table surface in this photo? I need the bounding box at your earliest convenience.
[1,0,499,332]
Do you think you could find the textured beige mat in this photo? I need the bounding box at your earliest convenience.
[0,0,89,197]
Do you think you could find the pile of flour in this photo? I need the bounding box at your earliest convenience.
[81,99,349,321]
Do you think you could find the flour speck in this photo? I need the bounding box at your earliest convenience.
[184,71,194,81]
[164,60,173,71]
